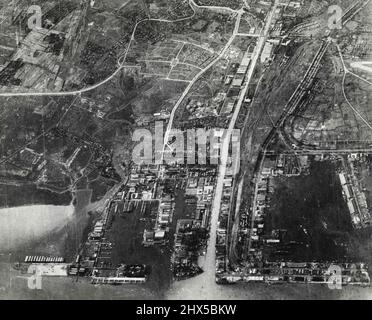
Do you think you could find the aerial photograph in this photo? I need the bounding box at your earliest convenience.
[0,0,372,306]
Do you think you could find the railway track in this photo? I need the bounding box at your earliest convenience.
[229,0,370,267]
[240,40,330,260]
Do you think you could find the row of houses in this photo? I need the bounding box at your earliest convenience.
[125,166,157,201]
[216,177,234,275]
[24,256,65,263]
[339,167,371,229]
[172,219,204,280]
[143,166,176,246]
[185,174,215,228]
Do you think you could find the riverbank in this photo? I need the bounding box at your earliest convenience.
[165,275,372,300]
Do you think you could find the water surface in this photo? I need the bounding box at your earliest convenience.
[0,205,74,251]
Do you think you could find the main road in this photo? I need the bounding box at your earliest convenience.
[207,0,279,279]
[165,0,279,299]
[166,1,279,298]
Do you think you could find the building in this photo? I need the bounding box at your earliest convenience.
[261,42,273,63]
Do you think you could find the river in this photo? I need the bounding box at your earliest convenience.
[0,205,74,252]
